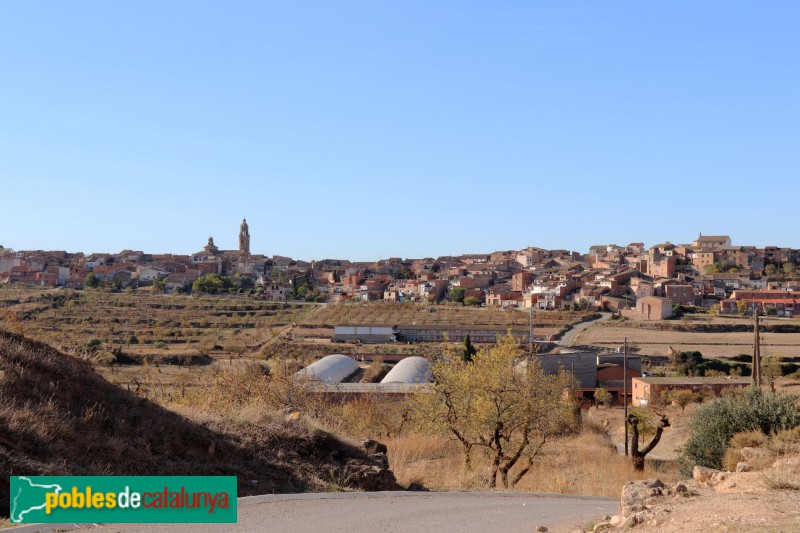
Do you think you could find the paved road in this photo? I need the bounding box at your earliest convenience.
[557,313,612,346]
[13,492,617,533]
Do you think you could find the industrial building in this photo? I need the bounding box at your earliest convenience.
[332,325,397,343]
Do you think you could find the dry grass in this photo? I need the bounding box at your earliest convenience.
[757,427,800,490]
[724,426,800,473]
[0,290,317,359]
[385,426,678,497]
[361,359,390,383]
[0,330,389,518]
[304,301,587,331]
[387,435,485,489]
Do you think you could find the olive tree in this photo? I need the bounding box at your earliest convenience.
[680,387,799,474]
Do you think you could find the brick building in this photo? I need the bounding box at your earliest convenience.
[632,376,750,406]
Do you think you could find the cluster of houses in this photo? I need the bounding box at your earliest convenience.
[0,220,312,298]
[2,229,799,317]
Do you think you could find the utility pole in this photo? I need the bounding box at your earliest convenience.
[528,303,534,353]
[624,337,629,456]
[752,310,762,388]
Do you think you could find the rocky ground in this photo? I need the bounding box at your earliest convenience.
[578,456,800,532]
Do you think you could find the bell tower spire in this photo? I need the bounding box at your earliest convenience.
[239,217,250,257]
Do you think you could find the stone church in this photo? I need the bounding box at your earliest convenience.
[191,218,270,277]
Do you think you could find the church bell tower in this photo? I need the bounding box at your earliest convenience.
[239,218,250,257]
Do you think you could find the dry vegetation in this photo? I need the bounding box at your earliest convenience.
[588,403,702,461]
[0,289,317,359]
[384,428,678,497]
[125,334,679,499]
[723,426,800,478]
[0,291,598,412]
[302,301,589,339]
[0,331,393,519]
[0,290,593,369]
[306,396,678,498]
[1,290,686,524]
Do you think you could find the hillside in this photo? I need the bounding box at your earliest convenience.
[1,291,316,358]
[0,330,396,517]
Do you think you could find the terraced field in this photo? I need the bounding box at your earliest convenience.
[0,291,595,396]
[1,289,318,358]
[301,301,589,339]
[1,292,594,355]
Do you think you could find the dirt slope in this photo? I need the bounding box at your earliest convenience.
[0,331,394,517]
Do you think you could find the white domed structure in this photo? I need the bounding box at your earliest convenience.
[380,356,432,384]
[297,354,359,384]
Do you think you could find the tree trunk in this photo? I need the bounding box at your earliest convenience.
[499,467,509,488]
[491,447,502,487]
[627,414,670,471]
[450,428,473,472]
[511,457,532,487]
[490,425,503,488]
[631,453,645,470]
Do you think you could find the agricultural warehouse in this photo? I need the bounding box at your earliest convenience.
[332,325,397,343]
[531,352,598,391]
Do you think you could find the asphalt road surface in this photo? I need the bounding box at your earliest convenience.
[14,492,617,533]
[557,312,612,346]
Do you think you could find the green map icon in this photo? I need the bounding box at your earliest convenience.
[10,476,63,523]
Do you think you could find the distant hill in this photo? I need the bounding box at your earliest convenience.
[0,331,395,516]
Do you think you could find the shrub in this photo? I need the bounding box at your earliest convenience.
[732,427,768,448]
[92,349,118,366]
[666,389,697,412]
[723,427,799,471]
[594,387,612,407]
[84,338,102,351]
[679,387,800,475]
[361,358,389,383]
[671,350,750,376]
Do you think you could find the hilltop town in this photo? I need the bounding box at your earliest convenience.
[3,223,800,533]
[2,221,798,320]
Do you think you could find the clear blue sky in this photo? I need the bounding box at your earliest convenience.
[1,2,798,261]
